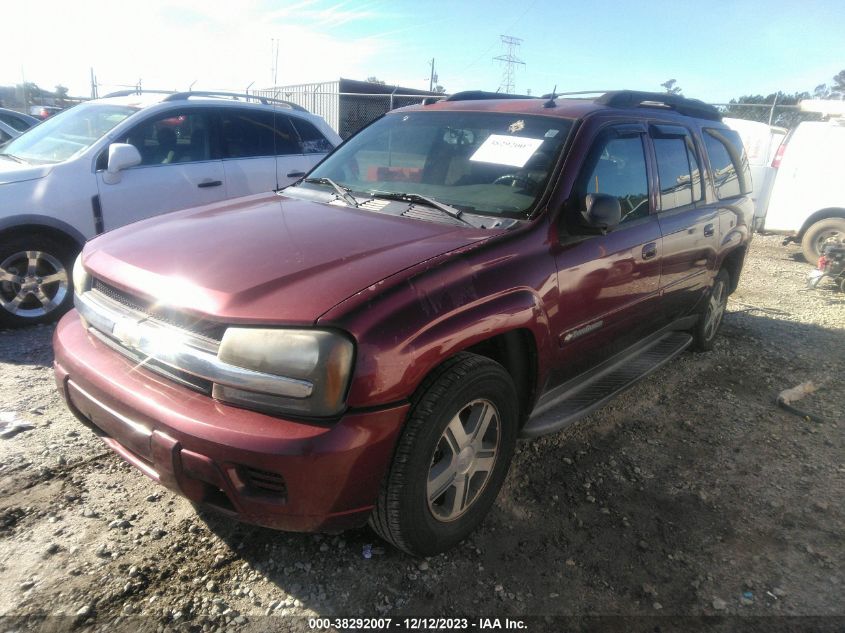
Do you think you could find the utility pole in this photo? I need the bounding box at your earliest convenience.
[271,38,280,90]
[90,67,98,99]
[493,35,525,93]
[428,58,437,92]
[21,66,28,110]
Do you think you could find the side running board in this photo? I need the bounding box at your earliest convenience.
[521,331,693,438]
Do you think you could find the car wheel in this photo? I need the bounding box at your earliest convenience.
[801,218,845,263]
[370,352,518,556]
[693,269,729,352]
[0,234,76,328]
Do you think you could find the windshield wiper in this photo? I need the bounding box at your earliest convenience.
[368,191,474,226]
[0,153,25,164]
[303,177,359,208]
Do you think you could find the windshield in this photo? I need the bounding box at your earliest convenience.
[0,103,136,164]
[307,111,573,218]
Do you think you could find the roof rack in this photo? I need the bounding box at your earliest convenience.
[103,89,175,98]
[596,91,721,121]
[163,91,307,111]
[445,90,536,102]
[101,89,307,112]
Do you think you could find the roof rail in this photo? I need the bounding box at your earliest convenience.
[596,91,721,121]
[162,91,307,111]
[445,90,536,102]
[102,89,176,98]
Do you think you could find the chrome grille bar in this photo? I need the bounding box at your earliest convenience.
[75,290,313,400]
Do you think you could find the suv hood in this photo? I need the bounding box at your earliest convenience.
[83,192,496,324]
[0,159,53,185]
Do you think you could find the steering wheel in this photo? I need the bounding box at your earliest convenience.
[619,196,648,222]
[493,173,539,190]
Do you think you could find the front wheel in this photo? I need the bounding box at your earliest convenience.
[0,234,76,328]
[801,218,845,263]
[370,353,518,556]
[693,269,730,352]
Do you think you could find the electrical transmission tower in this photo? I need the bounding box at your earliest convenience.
[493,35,525,93]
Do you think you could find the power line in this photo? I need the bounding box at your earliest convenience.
[493,35,525,93]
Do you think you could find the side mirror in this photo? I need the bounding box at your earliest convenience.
[581,193,622,232]
[102,143,142,184]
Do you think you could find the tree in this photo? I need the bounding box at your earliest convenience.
[661,79,682,95]
[16,82,43,107]
[723,91,819,128]
[831,69,845,98]
[54,85,69,106]
[366,76,386,85]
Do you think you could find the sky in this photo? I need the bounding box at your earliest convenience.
[2,0,844,104]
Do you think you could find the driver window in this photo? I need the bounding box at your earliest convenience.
[578,133,650,223]
[118,110,212,167]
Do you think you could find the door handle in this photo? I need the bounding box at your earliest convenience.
[642,243,657,260]
[197,180,223,188]
[286,170,306,178]
[703,223,715,237]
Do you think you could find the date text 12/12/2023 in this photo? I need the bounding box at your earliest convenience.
[308,617,528,631]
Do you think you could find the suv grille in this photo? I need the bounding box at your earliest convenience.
[93,279,227,342]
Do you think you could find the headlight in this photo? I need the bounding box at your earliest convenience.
[72,254,91,295]
[214,328,355,417]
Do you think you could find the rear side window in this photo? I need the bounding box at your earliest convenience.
[577,132,650,223]
[290,117,334,154]
[220,109,300,158]
[0,113,29,132]
[652,130,703,211]
[703,128,752,198]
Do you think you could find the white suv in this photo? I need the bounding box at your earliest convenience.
[0,90,340,327]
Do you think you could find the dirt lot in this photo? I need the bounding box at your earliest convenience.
[0,234,842,632]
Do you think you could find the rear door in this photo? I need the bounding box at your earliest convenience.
[551,122,663,384]
[97,107,226,231]
[651,123,719,320]
[219,108,318,196]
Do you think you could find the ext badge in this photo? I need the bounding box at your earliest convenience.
[562,320,604,344]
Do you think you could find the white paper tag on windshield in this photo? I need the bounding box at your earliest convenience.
[470,135,544,168]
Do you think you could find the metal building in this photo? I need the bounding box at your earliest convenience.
[255,78,443,139]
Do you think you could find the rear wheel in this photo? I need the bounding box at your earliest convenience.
[693,269,729,352]
[0,234,76,328]
[370,353,518,556]
[801,218,845,263]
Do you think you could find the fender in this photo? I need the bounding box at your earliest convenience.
[0,214,87,248]
[344,288,552,409]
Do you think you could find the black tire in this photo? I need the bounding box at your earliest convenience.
[0,233,77,328]
[370,352,518,556]
[692,269,730,352]
[801,218,845,263]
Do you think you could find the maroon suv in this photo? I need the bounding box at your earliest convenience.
[53,90,753,556]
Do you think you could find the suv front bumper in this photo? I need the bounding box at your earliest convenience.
[53,312,408,532]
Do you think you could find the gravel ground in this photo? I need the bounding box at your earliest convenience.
[0,234,842,632]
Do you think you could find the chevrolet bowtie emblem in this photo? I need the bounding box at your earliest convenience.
[112,317,144,349]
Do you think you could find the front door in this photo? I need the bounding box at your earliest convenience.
[97,108,226,231]
[550,123,663,386]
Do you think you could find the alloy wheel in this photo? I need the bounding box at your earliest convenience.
[0,250,69,319]
[703,278,727,341]
[427,398,500,522]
